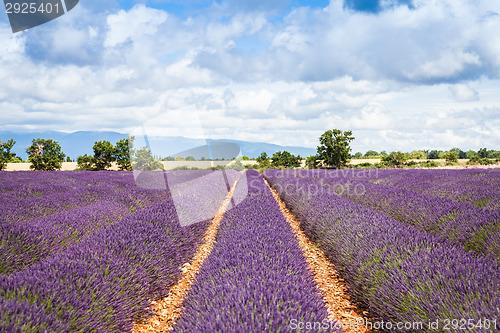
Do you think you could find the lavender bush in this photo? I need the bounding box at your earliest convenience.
[172,170,339,333]
[264,169,500,332]
[283,169,500,261]
[1,170,241,332]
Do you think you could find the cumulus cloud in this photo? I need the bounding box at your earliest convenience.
[0,0,500,152]
[449,84,480,102]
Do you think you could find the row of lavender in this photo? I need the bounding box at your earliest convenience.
[0,171,171,275]
[0,171,238,275]
[297,169,500,261]
[372,169,500,210]
[264,170,500,332]
[0,170,239,332]
[0,172,170,224]
[172,171,339,333]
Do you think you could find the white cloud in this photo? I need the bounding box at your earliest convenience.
[104,5,168,47]
[0,1,500,153]
[449,84,479,102]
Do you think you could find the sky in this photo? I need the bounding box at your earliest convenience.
[0,0,499,154]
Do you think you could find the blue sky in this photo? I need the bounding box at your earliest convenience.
[1,0,500,153]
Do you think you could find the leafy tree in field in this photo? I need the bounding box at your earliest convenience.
[75,154,97,171]
[132,146,164,171]
[382,151,407,168]
[76,154,96,171]
[489,150,500,159]
[66,156,72,162]
[93,140,116,170]
[271,151,301,168]
[114,137,134,171]
[163,156,175,161]
[305,155,318,169]
[256,152,271,168]
[444,151,459,164]
[478,148,488,159]
[0,139,17,171]
[466,150,477,159]
[185,156,196,161]
[26,139,66,171]
[316,129,355,169]
[174,156,185,161]
[364,150,379,157]
[427,150,440,159]
[450,148,467,159]
[409,150,426,159]
[353,152,363,159]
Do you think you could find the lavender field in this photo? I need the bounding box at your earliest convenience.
[1,168,499,332]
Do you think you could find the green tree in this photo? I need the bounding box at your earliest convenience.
[364,150,379,157]
[114,137,134,171]
[409,150,426,159]
[305,155,318,169]
[0,139,17,171]
[450,148,466,159]
[185,156,196,161]
[381,151,407,168]
[256,152,271,168]
[427,150,440,159]
[316,129,355,169]
[444,151,459,164]
[132,146,164,170]
[478,148,488,159]
[93,140,116,171]
[26,139,66,171]
[271,151,301,168]
[76,154,96,171]
[352,152,363,159]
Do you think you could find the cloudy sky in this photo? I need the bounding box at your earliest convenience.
[1,0,499,153]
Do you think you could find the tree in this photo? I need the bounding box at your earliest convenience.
[93,140,116,170]
[256,152,271,168]
[428,150,440,159]
[114,137,134,171]
[450,148,466,159]
[316,129,355,169]
[381,151,407,168]
[466,150,477,159]
[26,139,66,171]
[185,156,196,161]
[443,151,458,164]
[409,150,426,159]
[353,152,363,159]
[364,150,379,157]
[76,154,96,171]
[0,139,16,171]
[305,155,318,169]
[132,146,164,170]
[478,148,488,159]
[271,151,301,168]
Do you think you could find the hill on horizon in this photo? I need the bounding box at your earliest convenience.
[0,131,316,160]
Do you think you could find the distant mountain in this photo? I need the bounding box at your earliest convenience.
[0,131,316,160]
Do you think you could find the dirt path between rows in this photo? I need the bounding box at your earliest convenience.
[133,181,238,333]
[264,179,371,333]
